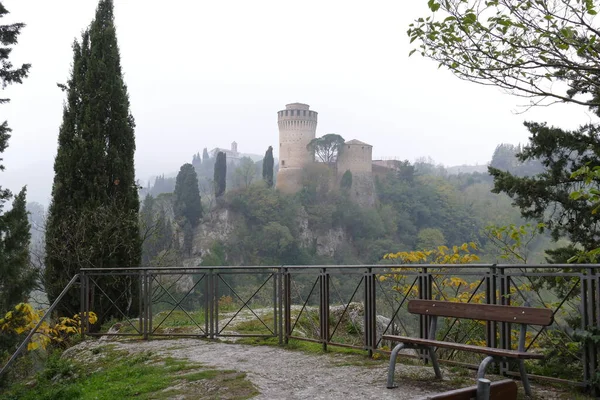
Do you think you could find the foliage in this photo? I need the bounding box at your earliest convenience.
[489,122,600,252]
[340,170,352,191]
[0,303,97,353]
[409,0,600,110]
[45,0,141,320]
[2,346,258,400]
[0,188,35,314]
[174,163,203,227]
[262,146,274,188]
[202,147,209,164]
[416,228,446,249]
[214,151,227,198]
[140,195,174,266]
[306,134,345,166]
[0,2,33,319]
[490,144,544,177]
[233,157,257,189]
[484,223,545,263]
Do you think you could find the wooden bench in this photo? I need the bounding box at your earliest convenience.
[383,300,553,396]
[424,379,517,400]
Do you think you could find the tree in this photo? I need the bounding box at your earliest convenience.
[490,122,600,251]
[262,146,274,188]
[214,151,227,198]
[0,188,35,313]
[411,0,600,255]
[45,0,140,319]
[417,228,446,250]
[409,0,600,110]
[306,134,345,166]
[234,157,257,189]
[0,2,32,314]
[202,147,210,164]
[174,163,202,227]
[340,170,353,191]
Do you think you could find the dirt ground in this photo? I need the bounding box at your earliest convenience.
[67,338,581,400]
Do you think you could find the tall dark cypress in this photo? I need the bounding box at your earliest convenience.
[174,163,202,227]
[0,188,34,314]
[45,0,140,319]
[0,3,33,316]
[214,152,227,198]
[262,146,274,188]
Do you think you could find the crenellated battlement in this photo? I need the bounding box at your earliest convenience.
[277,108,318,122]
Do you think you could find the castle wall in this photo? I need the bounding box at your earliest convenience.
[336,141,372,175]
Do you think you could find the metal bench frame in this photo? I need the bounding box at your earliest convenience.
[384,300,554,396]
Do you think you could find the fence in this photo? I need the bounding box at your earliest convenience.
[2,264,599,392]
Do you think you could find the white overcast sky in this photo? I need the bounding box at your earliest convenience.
[1,0,595,205]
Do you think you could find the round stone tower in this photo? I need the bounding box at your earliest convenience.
[276,103,318,193]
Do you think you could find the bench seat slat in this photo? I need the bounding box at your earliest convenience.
[382,335,544,359]
[408,300,553,325]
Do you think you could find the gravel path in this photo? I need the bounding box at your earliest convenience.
[71,339,438,399]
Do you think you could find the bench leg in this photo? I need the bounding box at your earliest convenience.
[428,347,442,379]
[518,360,532,397]
[477,355,495,380]
[386,343,405,389]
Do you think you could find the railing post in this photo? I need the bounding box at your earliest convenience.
[208,269,215,339]
[284,267,291,344]
[499,267,510,375]
[148,271,153,337]
[319,267,329,351]
[364,267,377,357]
[277,267,283,345]
[582,266,599,394]
[485,265,498,350]
[139,269,145,339]
[418,266,432,362]
[80,269,86,339]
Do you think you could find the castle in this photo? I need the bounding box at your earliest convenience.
[275,103,375,205]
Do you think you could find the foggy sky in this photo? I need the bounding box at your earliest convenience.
[1,0,594,206]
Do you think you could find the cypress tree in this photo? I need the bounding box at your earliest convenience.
[262,146,274,188]
[202,148,209,164]
[0,188,35,314]
[214,152,227,198]
[340,170,353,191]
[45,0,140,319]
[174,163,202,227]
[0,3,33,315]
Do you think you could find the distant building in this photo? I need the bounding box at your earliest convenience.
[275,103,375,206]
[208,142,262,165]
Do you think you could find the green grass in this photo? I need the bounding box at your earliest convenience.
[3,345,258,400]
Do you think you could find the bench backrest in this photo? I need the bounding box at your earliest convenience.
[425,379,517,400]
[408,300,553,326]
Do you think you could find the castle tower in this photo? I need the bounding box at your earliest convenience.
[276,103,318,193]
[336,139,375,206]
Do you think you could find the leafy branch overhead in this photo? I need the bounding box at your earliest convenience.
[409,0,600,111]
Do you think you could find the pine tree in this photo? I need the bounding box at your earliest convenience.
[262,146,274,188]
[214,152,227,198]
[45,0,140,319]
[202,148,210,164]
[174,163,202,227]
[0,2,32,314]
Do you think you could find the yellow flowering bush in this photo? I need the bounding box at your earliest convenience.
[0,303,97,351]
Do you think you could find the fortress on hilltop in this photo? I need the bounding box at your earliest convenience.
[275,103,375,206]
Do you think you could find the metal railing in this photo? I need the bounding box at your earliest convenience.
[2,264,598,392]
